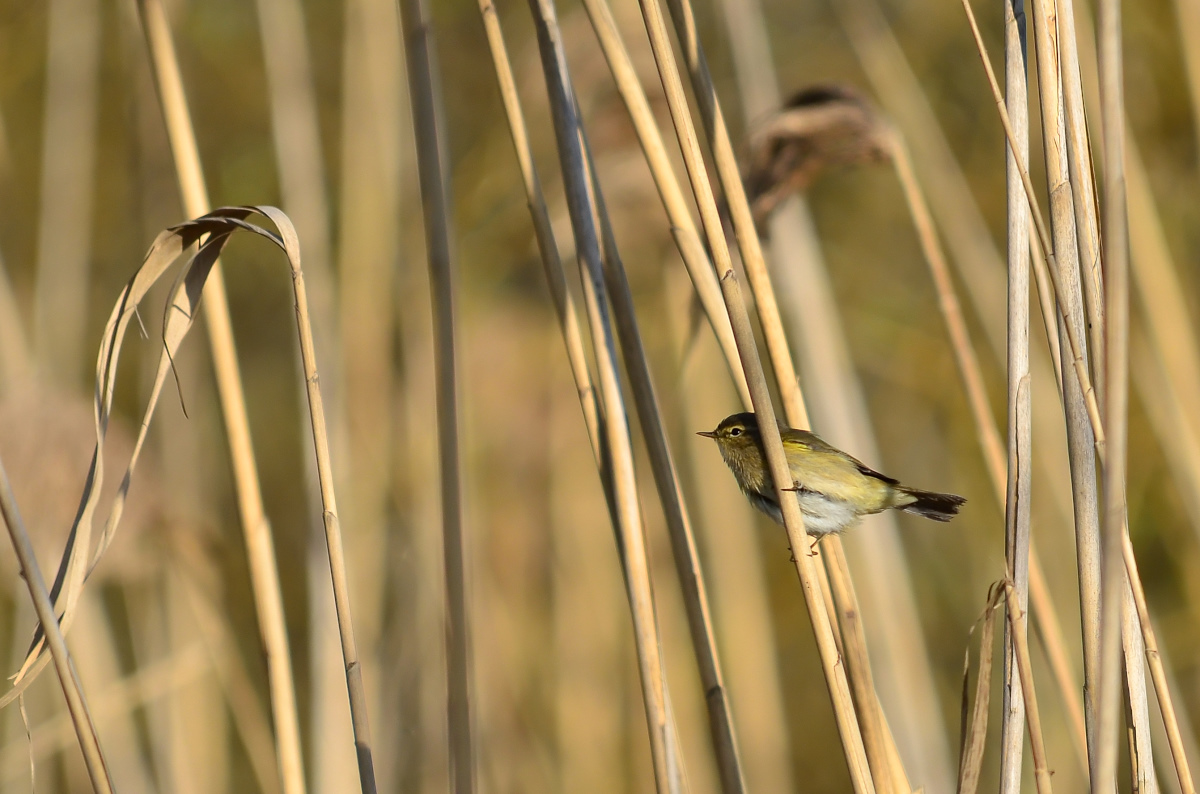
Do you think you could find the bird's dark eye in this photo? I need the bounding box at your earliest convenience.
[729,427,742,437]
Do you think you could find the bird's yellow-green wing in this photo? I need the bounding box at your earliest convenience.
[781,428,895,511]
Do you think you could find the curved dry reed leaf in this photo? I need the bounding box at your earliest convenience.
[2,207,297,707]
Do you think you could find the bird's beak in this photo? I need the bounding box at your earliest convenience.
[696,430,716,439]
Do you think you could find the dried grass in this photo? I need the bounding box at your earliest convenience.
[3,1,1200,792]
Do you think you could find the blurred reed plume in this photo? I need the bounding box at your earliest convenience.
[739,85,890,227]
[0,0,1198,792]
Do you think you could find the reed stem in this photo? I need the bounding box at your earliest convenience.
[135,4,307,791]
[528,1,686,788]
[0,457,114,794]
[397,1,474,790]
[1097,0,1131,787]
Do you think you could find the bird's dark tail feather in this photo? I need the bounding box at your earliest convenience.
[896,487,966,522]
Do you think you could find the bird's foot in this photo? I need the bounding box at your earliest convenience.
[787,537,821,561]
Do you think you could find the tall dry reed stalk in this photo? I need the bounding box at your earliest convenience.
[960,0,1193,789]
[713,0,948,788]
[132,3,307,791]
[1021,18,1104,780]
[631,0,877,787]
[1001,1,1033,790]
[253,2,361,787]
[7,1,1200,792]
[0,457,112,793]
[334,0,404,786]
[1097,0,1131,789]
[398,1,474,791]
[527,0,687,789]
[835,3,1089,767]
[1002,580,1052,793]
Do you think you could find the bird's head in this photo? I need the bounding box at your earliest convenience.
[697,412,762,460]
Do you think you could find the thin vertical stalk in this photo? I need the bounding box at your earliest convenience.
[958,585,1003,794]
[1123,534,1196,794]
[253,2,355,788]
[1050,9,1158,782]
[1122,580,1158,792]
[0,456,114,794]
[1029,0,1104,776]
[889,137,999,495]
[254,0,334,298]
[535,10,750,783]
[838,7,1089,767]
[1064,16,1200,780]
[1029,231,1066,384]
[1055,0,1106,407]
[397,1,473,791]
[587,145,747,794]
[338,4,405,786]
[578,0,751,409]
[1002,2,1033,789]
[957,4,1112,768]
[265,207,381,794]
[134,3,307,793]
[527,0,683,789]
[716,0,951,786]
[719,273,874,793]
[824,541,911,794]
[677,342,795,794]
[473,0,603,468]
[1098,0,1130,788]
[1004,581,1055,794]
[964,7,1192,788]
[632,0,874,787]
[893,117,1075,782]
[656,0,800,423]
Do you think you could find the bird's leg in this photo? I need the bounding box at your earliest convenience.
[778,482,822,560]
[785,536,821,562]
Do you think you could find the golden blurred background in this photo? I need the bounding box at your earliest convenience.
[0,0,1197,791]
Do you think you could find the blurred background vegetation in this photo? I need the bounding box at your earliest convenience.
[0,0,1197,791]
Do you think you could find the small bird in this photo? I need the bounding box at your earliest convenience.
[698,412,965,536]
